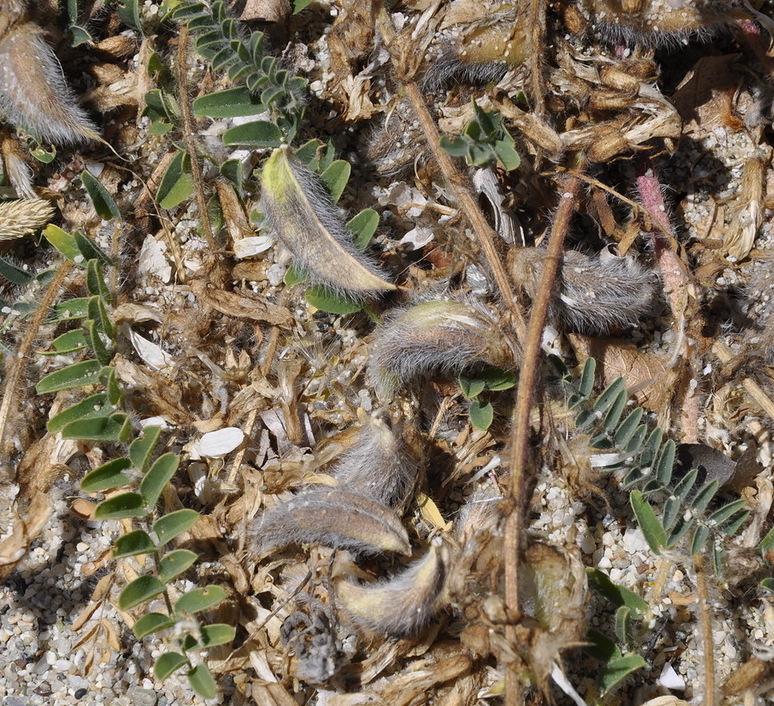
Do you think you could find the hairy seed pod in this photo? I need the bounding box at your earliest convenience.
[330,414,422,515]
[424,0,527,89]
[368,299,518,400]
[509,247,658,335]
[261,147,395,296]
[0,12,99,144]
[336,540,447,635]
[251,488,411,557]
[576,0,774,47]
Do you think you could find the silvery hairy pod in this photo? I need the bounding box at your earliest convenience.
[251,488,411,558]
[0,0,99,143]
[368,298,518,400]
[576,0,774,48]
[260,146,396,297]
[508,246,658,336]
[336,538,448,636]
[329,413,423,515]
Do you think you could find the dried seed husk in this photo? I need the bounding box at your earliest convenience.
[368,299,517,400]
[252,488,411,557]
[260,147,395,296]
[0,198,54,241]
[336,541,447,635]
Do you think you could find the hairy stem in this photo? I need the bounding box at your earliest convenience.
[695,553,716,706]
[0,261,75,471]
[376,6,526,342]
[503,175,580,705]
[177,24,221,282]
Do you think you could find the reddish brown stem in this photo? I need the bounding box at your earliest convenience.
[503,175,580,705]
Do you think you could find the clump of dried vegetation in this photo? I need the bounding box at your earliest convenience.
[4,0,774,704]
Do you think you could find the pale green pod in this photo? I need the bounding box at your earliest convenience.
[261,147,395,296]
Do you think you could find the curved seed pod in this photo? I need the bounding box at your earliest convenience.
[577,0,774,47]
[0,20,99,143]
[509,247,658,336]
[260,147,395,296]
[330,414,422,514]
[336,540,447,635]
[368,299,517,400]
[252,488,411,557]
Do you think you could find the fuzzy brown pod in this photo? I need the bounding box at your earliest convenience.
[251,488,411,557]
[336,539,448,636]
[509,247,658,336]
[260,147,395,296]
[576,0,774,48]
[0,3,99,143]
[368,298,518,400]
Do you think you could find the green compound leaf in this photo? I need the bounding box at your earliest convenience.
[81,170,120,220]
[133,612,175,639]
[222,120,283,147]
[118,575,166,610]
[84,319,113,366]
[74,231,113,266]
[154,652,188,681]
[293,0,314,13]
[0,257,34,285]
[129,426,162,473]
[43,224,80,262]
[479,366,517,391]
[158,549,199,583]
[469,400,494,431]
[47,392,113,433]
[599,653,647,696]
[187,664,217,699]
[175,585,226,616]
[586,568,648,615]
[42,329,88,356]
[153,509,201,546]
[81,457,133,493]
[113,530,157,558]
[690,524,710,556]
[458,373,486,399]
[193,87,265,118]
[140,453,180,510]
[86,259,112,303]
[630,491,666,554]
[36,360,104,394]
[348,209,379,250]
[320,160,351,203]
[304,286,362,315]
[760,577,774,593]
[61,413,132,443]
[198,623,236,648]
[94,492,146,520]
[157,151,194,209]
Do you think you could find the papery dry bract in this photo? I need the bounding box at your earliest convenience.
[509,247,658,336]
[0,5,99,144]
[260,147,395,296]
[368,298,517,400]
[251,488,411,557]
[336,540,447,635]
